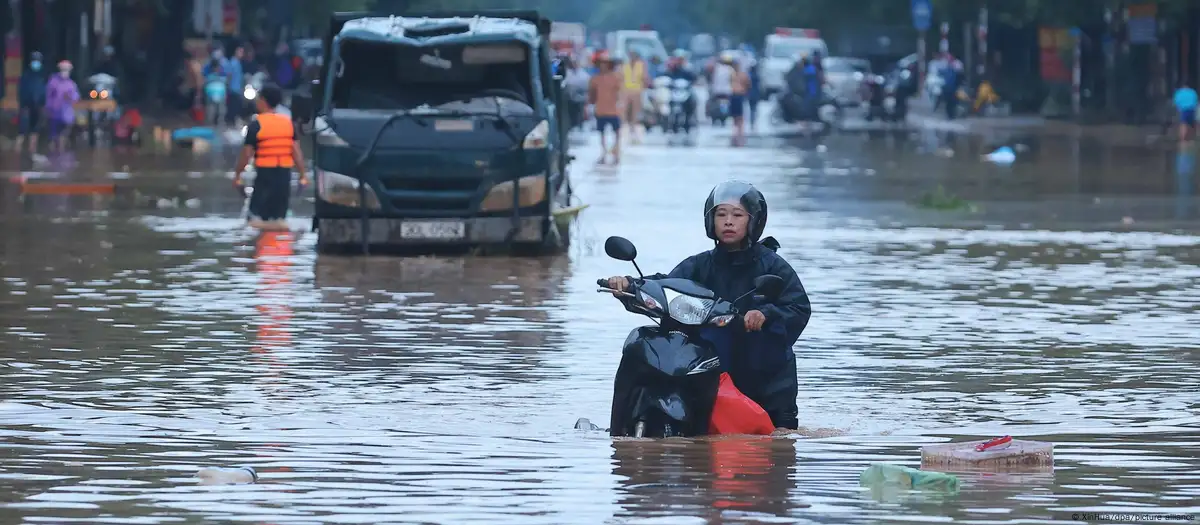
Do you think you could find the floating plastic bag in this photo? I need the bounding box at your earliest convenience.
[982,146,1016,164]
[859,463,960,493]
[708,372,774,435]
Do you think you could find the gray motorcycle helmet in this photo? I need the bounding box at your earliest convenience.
[703,180,768,245]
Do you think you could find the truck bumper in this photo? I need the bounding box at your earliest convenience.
[316,216,545,245]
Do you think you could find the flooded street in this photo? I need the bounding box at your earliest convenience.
[2,125,1199,524]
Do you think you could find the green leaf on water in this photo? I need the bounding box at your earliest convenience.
[914,185,977,212]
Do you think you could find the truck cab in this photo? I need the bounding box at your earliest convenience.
[291,10,575,254]
[607,30,668,65]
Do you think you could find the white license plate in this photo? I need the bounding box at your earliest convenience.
[399,220,465,240]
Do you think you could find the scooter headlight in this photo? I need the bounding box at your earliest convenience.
[662,289,714,325]
[99,90,109,99]
[244,85,257,100]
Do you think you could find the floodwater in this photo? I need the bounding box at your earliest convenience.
[1,124,1198,524]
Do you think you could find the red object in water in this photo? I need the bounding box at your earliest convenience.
[709,373,775,435]
[976,435,1013,452]
[114,109,143,139]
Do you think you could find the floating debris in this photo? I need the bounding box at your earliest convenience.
[921,437,1053,469]
[574,418,602,431]
[982,146,1016,164]
[196,466,257,485]
[915,185,977,212]
[860,463,960,493]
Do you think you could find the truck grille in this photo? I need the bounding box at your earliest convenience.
[378,169,489,213]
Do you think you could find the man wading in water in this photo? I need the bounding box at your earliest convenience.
[589,52,624,165]
[234,84,309,230]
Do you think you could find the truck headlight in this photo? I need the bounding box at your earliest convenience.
[316,169,381,210]
[479,174,546,212]
[522,120,548,149]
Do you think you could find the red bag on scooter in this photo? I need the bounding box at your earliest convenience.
[708,372,775,435]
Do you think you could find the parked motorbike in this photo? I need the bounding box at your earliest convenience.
[863,74,904,122]
[666,77,695,134]
[86,73,120,124]
[596,236,784,438]
[641,76,672,132]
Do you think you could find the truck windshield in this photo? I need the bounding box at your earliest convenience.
[331,40,536,114]
[624,37,666,62]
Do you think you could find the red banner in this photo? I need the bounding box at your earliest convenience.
[2,34,21,110]
[1038,27,1072,84]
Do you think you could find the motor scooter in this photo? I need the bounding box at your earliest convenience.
[84,73,120,141]
[666,77,695,135]
[641,76,671,133]
[775,87,841,129]
[863,74,900,122]
[566,83,588,130]
[707,94,731,126]
[596,236,784,438]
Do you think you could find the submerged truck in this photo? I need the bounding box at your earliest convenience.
[291,10,577,254]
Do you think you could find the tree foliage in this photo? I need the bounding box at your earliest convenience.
[293,0,1196,41]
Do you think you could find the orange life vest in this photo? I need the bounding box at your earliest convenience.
[254,112,295,168]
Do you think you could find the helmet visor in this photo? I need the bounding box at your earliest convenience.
[708,181,758,214]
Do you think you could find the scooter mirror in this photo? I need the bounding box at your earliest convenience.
[604,236,637,261]
[752,274,785,300]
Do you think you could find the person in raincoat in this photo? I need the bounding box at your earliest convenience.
[16,51,47,152]
[44,60,80,151]
[202,56,229,126]
[604,180,812,429]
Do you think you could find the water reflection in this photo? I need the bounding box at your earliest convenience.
[1176,148,1195,219]
[612,437,803,522]
[252,231,298,385]
[309,255,574,385]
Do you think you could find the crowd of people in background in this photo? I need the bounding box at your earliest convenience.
[10,38,312,152]
[177,40,311,126]
[556,42,773,153]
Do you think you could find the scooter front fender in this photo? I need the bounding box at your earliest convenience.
[622,326,720,377]
[611,326,722,437]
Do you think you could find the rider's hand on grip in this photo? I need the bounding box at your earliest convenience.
[743,309,766,331]
[605,276,629,296]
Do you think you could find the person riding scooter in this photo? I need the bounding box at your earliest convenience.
[563,57,591,130]
[707,52,737,125]
[605,181,811,430]
[664,54,697,133]
[778,55,821,123]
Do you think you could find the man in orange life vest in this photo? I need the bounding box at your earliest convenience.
[234,84,309,230]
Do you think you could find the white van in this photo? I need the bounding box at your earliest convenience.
[606,30,668,64]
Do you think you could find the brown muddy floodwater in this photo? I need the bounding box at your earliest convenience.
[1,126,1198,524]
